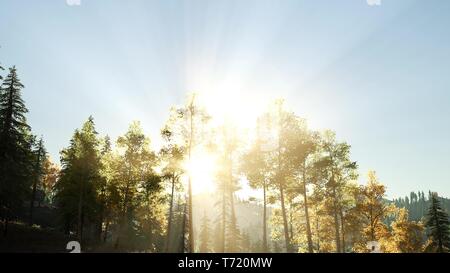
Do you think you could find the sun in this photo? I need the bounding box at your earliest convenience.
[184,148,217,195]
[196,88,273,131]
[186,71,277,131]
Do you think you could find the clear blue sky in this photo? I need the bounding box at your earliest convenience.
[1,0,449,198]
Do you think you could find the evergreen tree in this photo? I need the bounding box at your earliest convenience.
[136,173,165,252]
[226,208,242,252]
[0,62,4,80]
[212,218,223,253]
[199,212,211,253]
[425,193,450,253]
[239,230,250,252]
[55,116,102,242]
[0,67,34,235]
[97,135,113,242]
[29,137,47,226]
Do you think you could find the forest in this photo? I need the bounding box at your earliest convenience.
[1,60,450,254]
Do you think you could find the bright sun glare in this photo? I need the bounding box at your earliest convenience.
[184,148,217,195]
[181,64,297,198]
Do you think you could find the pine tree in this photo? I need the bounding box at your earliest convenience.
[241,231,251,252]
[97,135,113,242]
[226,207,242,252]
[136,173,165,252]
[425,193,450,253]
[212,218,223,253]
[29,137,47,226]
[0,66,34,235]
[0,62,4,80]
[199,212,211,253]
[55,117,102,242]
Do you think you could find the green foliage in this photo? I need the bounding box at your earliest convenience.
[160,125,186,252]
[425,193,450,253]
[1,71,448,253]
[54,117,103,241]
[393,191,450,222]
[0,62,3,80]
[0,67,38,227]
[53,120,166,251]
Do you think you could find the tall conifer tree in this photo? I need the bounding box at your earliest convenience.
[0,67,34,235]
[426,193,450,253]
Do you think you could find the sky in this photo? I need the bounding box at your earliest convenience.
[0,0,449,199]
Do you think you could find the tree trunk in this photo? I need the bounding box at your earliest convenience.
[187,97,195,253]
[77,176,85,242]
[230,192,237,252]
[29,144,43,226]
[434,207,443,253]
[315,209,320,252]
[277,103,290,252]
[3,215,8,237]
[333,208,341,253]
[263,181,268,252]
[103,221,109,242]
[221,189,226,253]
[279,183,291,252]
[29,181,37,226]
[179,199,187,253]
[115,179,131,249]
[332,186,341,253]
[339,206,346,252]
[148,223,154,252]
[228,151,238,252]
[289,200,293,242]
[302,164,313,253]
[96,215,103,243]
[165,176,176,252]
[188,177,194,252]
